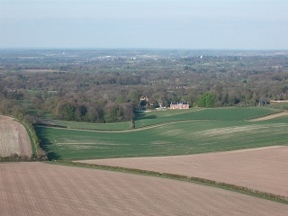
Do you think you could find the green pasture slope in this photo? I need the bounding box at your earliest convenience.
[135,107,276,128]
[36,107,288,160]
[47,107,275,130]
[269,102,288,111]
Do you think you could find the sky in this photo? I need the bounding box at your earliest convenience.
[0,0,287,49]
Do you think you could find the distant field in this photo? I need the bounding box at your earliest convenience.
[80,146,288,198]
[1,162,288,216]
[0,115,32,159]
[22,69,60,73]
[36,107,288,160]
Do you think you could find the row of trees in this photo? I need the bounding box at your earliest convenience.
[54,100,134,122]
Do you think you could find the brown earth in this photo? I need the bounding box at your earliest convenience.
[0,115,32,158]
[22,69,61,73]
[271,100,288,103]
[80,146,288,198]
[1,162,288,216]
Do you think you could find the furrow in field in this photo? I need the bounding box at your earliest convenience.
[1,162,288,216]
[0,115,32,158]
[79,146,288,198]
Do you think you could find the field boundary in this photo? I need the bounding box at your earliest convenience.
[49,160,288,205]
[15,120,37,157]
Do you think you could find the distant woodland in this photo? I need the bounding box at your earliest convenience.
[0,49,288,123]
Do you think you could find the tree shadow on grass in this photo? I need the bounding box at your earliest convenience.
[35,127,62,161]
[46,152,61,161]
[134,113,157,120]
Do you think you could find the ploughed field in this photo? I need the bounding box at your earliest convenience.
[0,115,32,158]
[80,146,288,198]
[36,107,288,160]
[1,162,288,216]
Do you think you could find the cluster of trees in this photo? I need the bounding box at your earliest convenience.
[196,93,216,107]
[54,100,134,122]
[1,50,288,123]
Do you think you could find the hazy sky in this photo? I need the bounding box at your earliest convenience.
[0,0,287,49]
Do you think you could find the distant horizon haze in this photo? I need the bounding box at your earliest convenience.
[1,48,288,51]
[1,0,287,50]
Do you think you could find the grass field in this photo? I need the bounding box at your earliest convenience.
[36,107,288,160]
[45,107,276,130]
[135,107,277,128]
[269,102,288,111]
[48,119,130,131]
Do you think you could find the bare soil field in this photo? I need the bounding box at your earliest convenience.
[80,146,288,198]
[249,112,288,122]
[0,115,32,158]
[1,162,288,216]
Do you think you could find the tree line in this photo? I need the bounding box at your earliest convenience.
[1,50,288,123]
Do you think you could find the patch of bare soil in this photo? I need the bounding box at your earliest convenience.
[271,100,288,103]
[0,115,32,158]
[80,146,288,198]
[22,69,60,73]
[249,112,288,122]
[1,162,288,216]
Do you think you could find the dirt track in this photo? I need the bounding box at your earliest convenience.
[249,112,288,121]
[1,162,288,216]
[80,146,288,198]
[0,115,32,158]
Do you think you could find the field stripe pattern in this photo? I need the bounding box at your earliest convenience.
[79,146,288,198]
[1,162,288,215]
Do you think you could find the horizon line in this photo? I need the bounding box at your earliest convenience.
[1,47,288,51]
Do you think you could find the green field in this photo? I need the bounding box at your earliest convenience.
[48,120,130,131]
[35,107,288,160]
[135,107,276,128]
[268,102,288,111]
[47,107,276,130]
